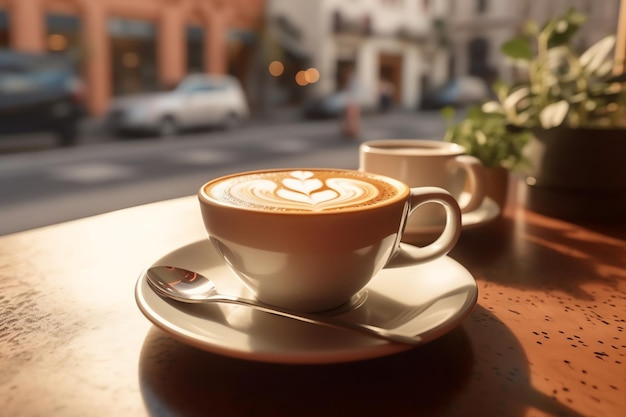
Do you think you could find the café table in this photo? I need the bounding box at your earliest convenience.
[0,179,624,417]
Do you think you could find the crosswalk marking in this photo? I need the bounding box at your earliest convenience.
[47,162,137,183]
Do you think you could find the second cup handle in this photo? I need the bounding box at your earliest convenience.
[386,186,462,268]
[452,155,486,213]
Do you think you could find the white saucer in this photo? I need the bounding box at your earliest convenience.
[135,240,478,364]
[460,196,500,230]
[404,195,500,240]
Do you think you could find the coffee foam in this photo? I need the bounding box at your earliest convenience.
[205,170,403,212]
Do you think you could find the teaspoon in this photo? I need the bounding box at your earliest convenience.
[145,266,421,345]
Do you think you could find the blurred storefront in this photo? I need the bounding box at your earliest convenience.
[447,0,620,85]
[267,0,449,111]
[108,18,159,96]
[0,0,265,116]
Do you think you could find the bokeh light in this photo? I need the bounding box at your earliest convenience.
[304,68,320,83]
[295,70,308,86]
[268,60,284,76]
[47,34,68,51]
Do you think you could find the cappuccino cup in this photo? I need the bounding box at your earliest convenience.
[359,140,486,237]
[198,168,461,313]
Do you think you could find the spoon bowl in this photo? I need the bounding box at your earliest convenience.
[146,266,421,345]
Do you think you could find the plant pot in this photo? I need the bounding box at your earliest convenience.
[484,166,509,214]
[523,126,626,223]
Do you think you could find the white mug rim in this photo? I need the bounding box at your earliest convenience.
[360,139,466,156]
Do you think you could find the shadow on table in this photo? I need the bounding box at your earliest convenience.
[137,305,584,417]
[450,212,626,300]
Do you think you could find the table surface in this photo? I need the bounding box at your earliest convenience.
[1,181,624,417]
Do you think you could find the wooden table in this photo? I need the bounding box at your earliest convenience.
[1,181,624,417]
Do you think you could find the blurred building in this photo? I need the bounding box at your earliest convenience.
[266,0,449,111]
[447,0,621,86]
[0,0,265,115]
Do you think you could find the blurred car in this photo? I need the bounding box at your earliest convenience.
[106,74,249,137]
[420,76,489,110]
[302,87,370,119]
[0,50,86,146]
[303,92,350,119]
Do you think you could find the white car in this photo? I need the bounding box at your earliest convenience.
[106,74,249,137]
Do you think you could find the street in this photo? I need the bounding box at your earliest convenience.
[0,110,447,236]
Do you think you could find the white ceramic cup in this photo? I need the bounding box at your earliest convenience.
[359,139,486,235]
[198,168,461,313]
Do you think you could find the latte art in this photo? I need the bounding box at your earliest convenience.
[206,170,403,212]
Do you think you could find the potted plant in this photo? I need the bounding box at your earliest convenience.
[442,106,531,211]
[450,8,626,222]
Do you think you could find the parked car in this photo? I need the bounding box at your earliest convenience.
[303,92,349,119]
[106,74,249,137]
[420,76,489,110]
[302,86,370,119]
[0,50,86,146]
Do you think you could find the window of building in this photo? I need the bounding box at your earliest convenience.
[336,59,356,93]
[186,25,204,73]
[467,37,496,84]
[108,18,158,95]
[227,29,258,91]
[46,13,81,63]
[0,10,9,47]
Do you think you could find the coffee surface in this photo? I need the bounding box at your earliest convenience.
[205,170,403,212]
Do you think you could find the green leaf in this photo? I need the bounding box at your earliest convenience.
[547,26,580,48]
[545,7,586,48]
[475,130,487,145]
[466,105,484,119]
[546,22,581,48]
[501,37,533,60]
[440,106,456,121]
[545,46,569,72]
[503,87,530,110]
[539,101,569,128]
[522,20,539,37]
[595,60,615,78]
[566,8,588,26]
[580,35,616,74]
[482,101,503,114]
[492,79,506,92]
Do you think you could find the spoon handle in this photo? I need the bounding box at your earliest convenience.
[145,266,420,345]
[210,294,421,345]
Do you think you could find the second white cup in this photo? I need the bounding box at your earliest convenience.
[359,139,486,235]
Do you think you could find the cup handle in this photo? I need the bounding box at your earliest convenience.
[386,187,462,268]
[452,155,486,213]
